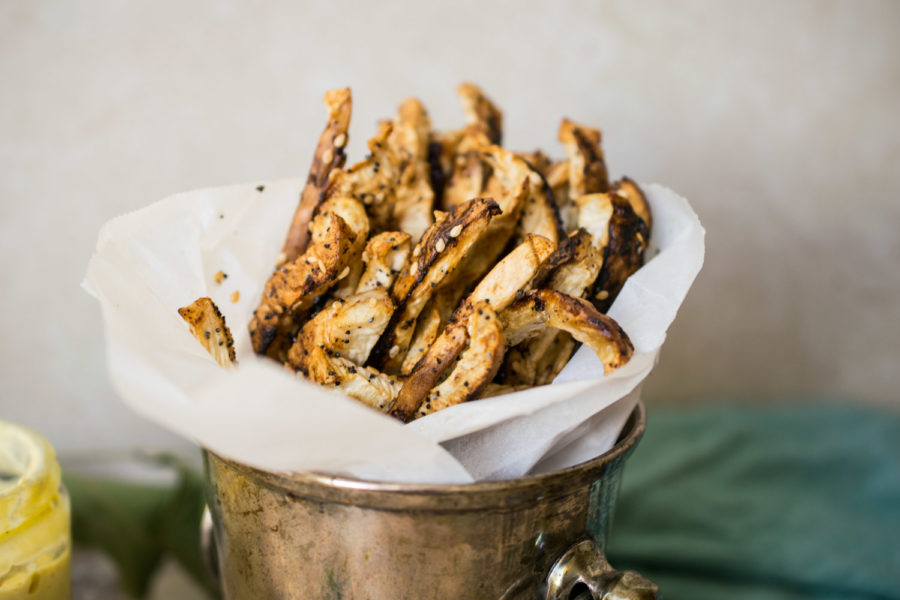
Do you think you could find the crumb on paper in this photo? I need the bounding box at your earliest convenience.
[256,185,265,192]
[231,290,240,303]
[214,270,228,285]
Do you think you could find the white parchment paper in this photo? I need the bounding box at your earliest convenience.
[83,180,704,483]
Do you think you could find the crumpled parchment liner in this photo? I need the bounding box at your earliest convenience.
[84,180,703,483]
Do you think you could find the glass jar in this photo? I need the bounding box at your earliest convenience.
[0,421,70,599]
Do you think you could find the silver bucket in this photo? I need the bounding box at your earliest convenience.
[201,403,657,599]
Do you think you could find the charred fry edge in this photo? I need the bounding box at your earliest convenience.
[280,88,352,264]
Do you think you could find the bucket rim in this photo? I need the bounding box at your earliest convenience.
[205,402,645,509]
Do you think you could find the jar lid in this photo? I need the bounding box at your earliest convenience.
[0,421,61,533]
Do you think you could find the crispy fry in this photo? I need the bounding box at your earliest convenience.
[458,83,503,145]
[368,197,501,372]
[393,235,556,419]
[400,303,442,375]
[389,99,435,242]
[442,145,531,291]
[178,297,236,368]
[310,196,370,299]
[559,118,609,198]
[612,176,652,231]
[546,229,604,298]
[500,230,602,386]
[280,88,352,264]
[288,287,394,368]
[514,164,563,247]
[249,214,357,358]
[500,290,633,375]
[591,193,649,312]
[414,304,504,419]
[356,231,411,293]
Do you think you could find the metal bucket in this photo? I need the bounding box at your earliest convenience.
[201,403,657,599]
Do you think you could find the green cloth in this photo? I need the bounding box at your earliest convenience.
[607,404,900,600]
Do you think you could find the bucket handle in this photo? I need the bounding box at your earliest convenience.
[541,538,658,600]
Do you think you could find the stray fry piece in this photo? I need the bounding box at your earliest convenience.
[500,290,633,375]
[281,88,352,264]
[178,297,236,368]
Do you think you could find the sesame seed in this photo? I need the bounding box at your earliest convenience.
[435,238,446,253]
[449,224,463,238]
[409,263,418,276]
[597,290,610,300]
[339,266,350,279]
[322,149,334,164]
[333,133,347,148]
[412,246,421,257]
[389,345,400,358]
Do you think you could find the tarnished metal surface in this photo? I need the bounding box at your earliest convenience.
[203,403,653,599]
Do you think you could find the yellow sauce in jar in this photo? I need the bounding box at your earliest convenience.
[0,421,70,599]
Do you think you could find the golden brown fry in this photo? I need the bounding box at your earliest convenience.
[356,231,411,293]
[280,88,352,264]
[442,145,531,290]
[287,287,394,368]
[545,159,578,233]
[514,164,563,247]
[310,196,370,299]
[546,229,604,298]
[499,230,602,386]
[500,290,633,375]
[326,120,402,233]
[286,287,399,412]
[458,83,503,145]
[293,352,402,412]
[178,297,236,368]
[249,214,357,358]
[611,176,652,231]
[400,303,442,375]
[368,197,501,372]
[591,193,649,312]
[442,149,488,210]
[414,304,504,419]
[559,118,610,198]
[389,99,435,242]
[392,235,556,418]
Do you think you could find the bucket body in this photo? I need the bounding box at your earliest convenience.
[203,403,656,599]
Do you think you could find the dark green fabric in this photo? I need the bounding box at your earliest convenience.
[607,404,900,600]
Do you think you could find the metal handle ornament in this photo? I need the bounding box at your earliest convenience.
[542,538,658,600]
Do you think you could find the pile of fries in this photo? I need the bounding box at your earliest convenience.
[180,84,650,422]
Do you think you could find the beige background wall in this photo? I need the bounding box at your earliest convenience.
[1,1,898,452]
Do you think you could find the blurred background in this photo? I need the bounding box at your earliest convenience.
[1,1,898,598]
